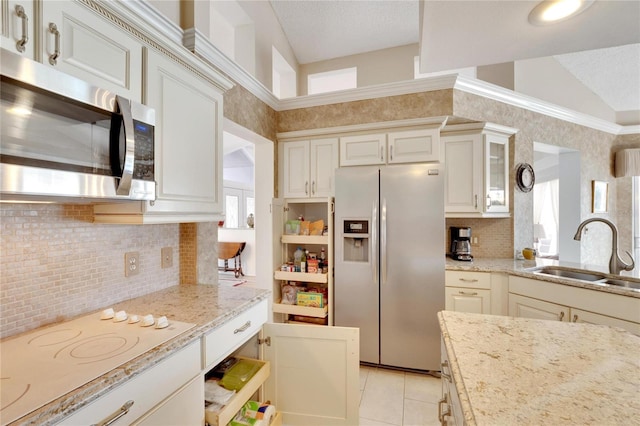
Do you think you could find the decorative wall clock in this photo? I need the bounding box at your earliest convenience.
[515,163,535,192]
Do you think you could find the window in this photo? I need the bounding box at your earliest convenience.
[223,185,254,229]
[308,67,357,95]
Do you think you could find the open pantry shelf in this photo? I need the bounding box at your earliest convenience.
[274,270,328,284]
[281,235,328,245]
[272,303,328,318]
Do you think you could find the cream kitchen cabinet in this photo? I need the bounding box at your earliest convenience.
[339,127,440,166]
[508,276,640,335]
[445,271,491,314]
[442,123,515,218]
[39,0,143,101]
[280,138,338,198]
[94,47,228,223]
[202,299,360,425]
[59,340,202,426]
[1,1,35,59]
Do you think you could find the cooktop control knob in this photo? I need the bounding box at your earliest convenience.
[155,316,169,329]
[100,308,115,320]
[141,314,155,327]
[113,310,128,322]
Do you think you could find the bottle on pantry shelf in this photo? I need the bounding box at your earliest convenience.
[319,247,326,271]
[301,249,307,273]
[294,247,303,272]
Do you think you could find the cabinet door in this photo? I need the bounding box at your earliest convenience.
[387,128,440,164]
[445,287,491,314]
[133,376,204,426]
[484,132,509,213]
[1,0,35,58]
[443,133,482,214]
[309,138,338,197]
[262,323,359,425]
[144,48,223,216]
[509,294,569,322]
[571,308,640,335]
[339,133,386,166]
[40,0,142,101]
[282,141,310,198]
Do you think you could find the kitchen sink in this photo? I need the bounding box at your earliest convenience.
[528,265,640,292]
[600,278,640,291]
[531,266,606,282]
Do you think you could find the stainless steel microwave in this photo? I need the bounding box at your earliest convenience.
[0,49,156,202]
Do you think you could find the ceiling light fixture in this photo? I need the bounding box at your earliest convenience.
[528,0,594,25]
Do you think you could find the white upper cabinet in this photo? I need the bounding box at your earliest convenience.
[340,127,440,166]
[442,123,516,218]
[1,1,35,59]
[281,138,338,198]
[387,128,440,164]
[39,0,143,101]
[95,48,226,223]
[339,133,386,166]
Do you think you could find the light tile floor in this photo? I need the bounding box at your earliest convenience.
[359,365,442,426]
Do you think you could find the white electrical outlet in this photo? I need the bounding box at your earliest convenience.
[125,252,140,277]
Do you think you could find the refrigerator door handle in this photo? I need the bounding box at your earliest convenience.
[381,197,387,285]
[372,201,378,285]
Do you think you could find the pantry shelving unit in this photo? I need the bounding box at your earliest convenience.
[272,197,334,325]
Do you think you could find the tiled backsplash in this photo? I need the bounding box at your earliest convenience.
[0,204,179,338]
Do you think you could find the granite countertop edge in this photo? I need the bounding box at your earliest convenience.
[17,284,271,426]
[445,257,640,299]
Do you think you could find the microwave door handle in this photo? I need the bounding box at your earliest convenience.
[115,95,135,196]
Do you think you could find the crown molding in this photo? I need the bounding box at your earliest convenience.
[183,28,280,111]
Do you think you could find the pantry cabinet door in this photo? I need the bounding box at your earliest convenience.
[262,323,359,425]
[309,138,338,197]
[282,141,310,198]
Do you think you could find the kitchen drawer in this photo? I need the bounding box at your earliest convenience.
[59,340,201,425]
[445,271,491,289]
[203,300,268,369]
[205,357,271,426]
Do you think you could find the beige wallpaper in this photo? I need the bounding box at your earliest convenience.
[0,204,179,338]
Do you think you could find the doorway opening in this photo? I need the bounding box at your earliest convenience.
[533,142,580,262]
[219,119,274,289]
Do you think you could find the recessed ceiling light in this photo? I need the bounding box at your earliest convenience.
[528,0,594,25]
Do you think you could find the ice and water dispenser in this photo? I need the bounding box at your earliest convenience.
[341,219,370,262]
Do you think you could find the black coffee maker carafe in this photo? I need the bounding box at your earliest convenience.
[450,227,473,261]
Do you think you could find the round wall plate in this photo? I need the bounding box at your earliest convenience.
[516,163,535,192]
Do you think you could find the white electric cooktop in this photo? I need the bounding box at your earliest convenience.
[0,310,196,425]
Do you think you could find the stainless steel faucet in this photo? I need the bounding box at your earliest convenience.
[573,218,635,275]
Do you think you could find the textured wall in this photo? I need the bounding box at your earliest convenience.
[613,134,640,255]
[0,204,179,338]
[277,90,454,132]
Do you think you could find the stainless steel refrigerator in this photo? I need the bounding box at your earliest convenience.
[334,164,444,371]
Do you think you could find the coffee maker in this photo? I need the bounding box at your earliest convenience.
[449,227,473,261]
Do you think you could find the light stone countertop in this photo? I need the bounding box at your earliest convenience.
[13,284,271,426]
[438,310,640,425]
[446,257,640,299]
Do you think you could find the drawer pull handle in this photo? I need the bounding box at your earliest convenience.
[572,314,579,323]
[559,311,565,321]
[234,320,251,334]
[458,291,478,296]
[15,5,29,53]
[438,395,451,424]
[93,400,134,426]
[440,360,452,382]
[459,278,478,283]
